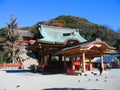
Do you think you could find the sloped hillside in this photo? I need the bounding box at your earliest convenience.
[22,15,120,51]
[1,15,120,51]
[38,15,120,50]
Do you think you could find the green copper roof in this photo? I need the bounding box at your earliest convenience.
[37,25,87,44]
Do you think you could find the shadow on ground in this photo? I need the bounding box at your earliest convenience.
[43,88,102,90]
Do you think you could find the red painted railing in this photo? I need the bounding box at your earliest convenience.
[0,63,22,69]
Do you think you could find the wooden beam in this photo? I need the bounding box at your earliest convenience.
[100,55,104,71]
[82,52,86,72]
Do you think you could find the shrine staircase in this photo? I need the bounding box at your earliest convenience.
[19,49,39,69]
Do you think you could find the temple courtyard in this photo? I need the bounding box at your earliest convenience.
[0,68,120,90]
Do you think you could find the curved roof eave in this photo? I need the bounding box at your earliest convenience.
[38,25,87,44]
[37,39,64,45]
[61,38,115,51]
[80,40,115,50]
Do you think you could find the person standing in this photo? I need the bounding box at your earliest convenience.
[99,64,103,75]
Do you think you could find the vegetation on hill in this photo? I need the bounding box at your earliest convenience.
[2,15,120,50]
[37,15,120,50]
[0,15,120,63]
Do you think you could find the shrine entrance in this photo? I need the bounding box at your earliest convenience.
[55,39,115,72]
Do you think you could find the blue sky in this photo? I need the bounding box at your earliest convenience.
[0,0,120,32]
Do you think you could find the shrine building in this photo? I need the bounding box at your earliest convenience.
[28,25,115,74]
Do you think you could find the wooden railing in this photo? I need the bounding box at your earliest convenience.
[0,63,22,69]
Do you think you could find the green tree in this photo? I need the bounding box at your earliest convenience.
[1,15,20,63]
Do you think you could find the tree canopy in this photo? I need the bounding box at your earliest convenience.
[43,15,120,50]
[0,15,120,61]
[0,15,20,63]
[18,15,120,51]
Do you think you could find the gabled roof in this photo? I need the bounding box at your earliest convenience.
[60,38,115,51]
[55,39,116,57]
[37,25,86,44]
